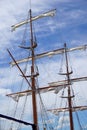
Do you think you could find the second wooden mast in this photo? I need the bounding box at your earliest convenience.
[64,43,74,130]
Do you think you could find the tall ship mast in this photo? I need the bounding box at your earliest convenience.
[61,43,74,130]
[0,4,87,130]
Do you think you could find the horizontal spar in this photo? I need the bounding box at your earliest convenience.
[10,44,87,66]
[11,9,56,31]
[48,106,87,114]
[6,76,87,101]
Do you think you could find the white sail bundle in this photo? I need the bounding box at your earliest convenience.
[49,76,87,86]
[10,44,87,66]
[6,76,87,101]
[11,9,56,31]
[48,106,87,115]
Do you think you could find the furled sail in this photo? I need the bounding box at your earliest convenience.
[48,106,87,115]
[6,76,87,101]
[11,9,56,31]
[48,76,87,86]
[10,44,87,66]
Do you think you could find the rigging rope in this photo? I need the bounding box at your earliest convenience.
[75,111,83,130]
[9,58,30,130]
[17,95,28,130]
[21,10,30,46]
[55,87,68,130]
[36,77,54,130]
[59,53,64,73]
[73,100,83,130]
[60,102,67,130]
[29,0,31,10]
[16,57,31,130]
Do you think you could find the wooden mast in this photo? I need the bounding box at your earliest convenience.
[29,9,38,129]
[64,43,74,130]
[7,8,56,130]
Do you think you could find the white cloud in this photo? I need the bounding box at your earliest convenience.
[0,88,11,96]
[54,115,69,129]
[59,115,69,124]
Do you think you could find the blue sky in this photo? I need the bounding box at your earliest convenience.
[0,0,87,129]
